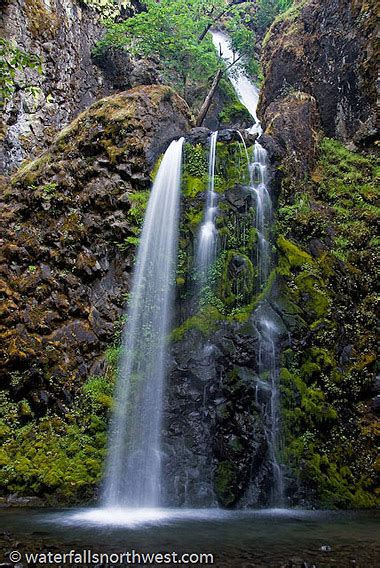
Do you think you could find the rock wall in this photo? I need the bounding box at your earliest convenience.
[162,139,278,508]
[259,0,379,151]
[0,0,109,174]
[0,85,191,416]
[256,0,379,507]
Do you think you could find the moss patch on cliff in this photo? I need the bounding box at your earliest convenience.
[0,355,115,503]
[276,137,379,507]
[25,0,59,39]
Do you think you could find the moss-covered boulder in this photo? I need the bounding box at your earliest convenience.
[0,85,191,485]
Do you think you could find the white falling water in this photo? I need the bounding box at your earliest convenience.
[196,131,218,280]
[211,30,284,504]
[249,143,272,289]
[103,137,184,508]
[211,30,261,134]
[257,318,284,504]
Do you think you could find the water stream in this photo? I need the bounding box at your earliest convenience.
[210,29,284,503]
[196,131,218,281]
[211,30,261,132]
[103,138,184,508]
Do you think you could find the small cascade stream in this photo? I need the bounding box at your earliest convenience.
[250,143,272,289]
[196,131,219,281]
[211,30,261,132]
[210,29,284,504]
[103,138,184,508]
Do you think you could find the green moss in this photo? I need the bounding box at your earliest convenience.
[262,0,306,49]
[150,154,163,181]
[0,404,107,502]
[294,272,329,318]
[25,0,58,38]
[217,250,255,307]
[276,137,379,508]
[12,153,51,186]
[313,138,379,263]
[0,341,118,503]
[182,143,208,197]
[82,375,114,410]
[171,306,223,342]
[215,141,250,190]
[128,190,150,232]
[228,267,277,323]
[277,235,313,271]
[214,461,237,507]
[183,175,207,198]
[185,206,203,229]
[218,101,252,126]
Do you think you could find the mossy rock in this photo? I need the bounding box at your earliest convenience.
[214,461,239,507]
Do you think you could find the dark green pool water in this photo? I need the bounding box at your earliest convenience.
[0,507,379,567]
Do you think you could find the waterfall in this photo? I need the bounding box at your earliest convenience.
[103,137,184,508]
[211,30,284,504]
[249,143,283,504]
[211,30,261,134]
[196,131,218,281]
[250,143,272,289]
[257,317,284,504]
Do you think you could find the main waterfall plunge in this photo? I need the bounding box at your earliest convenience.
[103,138,184,508]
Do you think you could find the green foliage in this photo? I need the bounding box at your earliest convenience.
[183,143,208,197]
[94,0,260,100]
[0,39,42,106]
[184,143,208,177]
[225,10,261,79]
[276,137,379,508]
[128,190,150,232]
[81,0,132,20]
[256,0,293,34]
[95,0,226,96]
[83,375,114,410]
[116,235,140,252]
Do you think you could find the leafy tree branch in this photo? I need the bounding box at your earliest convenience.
[0,39,42,109]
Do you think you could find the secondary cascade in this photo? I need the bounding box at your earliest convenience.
[196,130,219,282]
[211,29,284,504]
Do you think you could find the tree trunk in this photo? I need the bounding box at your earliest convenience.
[196,69,223,127]
[198,0,252,43]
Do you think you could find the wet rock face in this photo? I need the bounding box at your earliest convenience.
[260,93,321,179]
[161,145,280,507]
[0,0,160,174]
[0,85,191,415]
[259,0,379,151]
[0,0,109,174]
[164,321,271,508]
